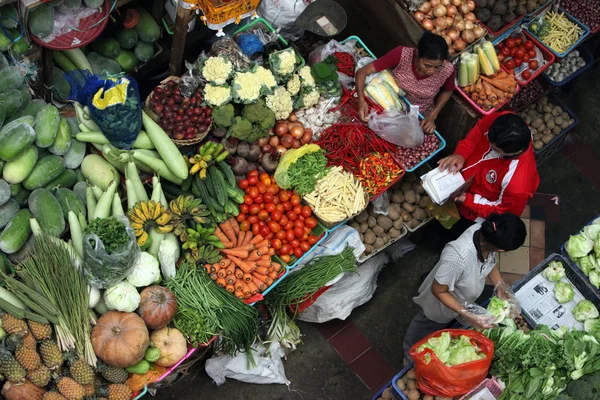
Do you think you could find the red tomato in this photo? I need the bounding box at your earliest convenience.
[248,170,259,177]
[514,58,523,67]
[280,244,292,255]
[247,215,259,224]
[258,221,266,227]
[263,193,274,204]
[279,191,290,202]
[294,219,305,228]
[268,221,281,233]
[501,46,511,56]
[286,230,295,242]
[528,60,539,70]
[266,232,274,240]
[276,230,286,240]
[287,211,297,221]
[244,195,253,205]
[294,226,305,238]
[293,247,303,258]
[275,204,284,213]
[505,38,516,48]
[271,238,282,250]
[272,196,280,205]
[271,210,282,221]
[248,175,258,186]
[290,239,300,248]
[515,48,526,59]
[239,204,249,214]
[516,37,523,46]
[284,221,294,230]
[249,204,261,215]
[293,205,302,215]
[521,70,532,80]
[527,49,536,58]
[307,235,318,245]
[283,202,293,211]
[253,195,263,204]
[265,203,276,213]
[497,53,506,62]
[258,210,269,221]
[300,241,311,252]
[524,40,534,50]
[247,187,259,199]
[259,172,270,182]
[267,184,280,195]
[304,227,312,235]
[301,205,312,218]
[523,54,531,62]
[305,217,317,229]
[256,182,267,194]
[236,213,246,222]
[280,254,291,263]
[239,179,249,189]
[252,224,260,236]
[510,48,518,57]
[504,59,516,70]
[240,221,250,231]
[290,194,301,206]
[259,226,271,237]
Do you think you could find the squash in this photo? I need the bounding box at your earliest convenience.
[91,311,149,368]
[137,286,177,329]
[150,327,187,367]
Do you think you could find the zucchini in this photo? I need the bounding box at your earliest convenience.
[0,89,23,116]
[44,169,77,191]
[35,105,60,148]
[135,7,161,43]
[0,198,18,228]
[23,154,65,191]
[28,4,54,39]
[0,123,36,161]
[0,209,32,254]
[116,28,138,50]
[80,154,118,191]
[0,66,24,94]
[28,188,65,237]
[49,117,72,155]
[3,145,38,184]
[63,139,86,169]
[55,187,86,218]
[0,179,8,205]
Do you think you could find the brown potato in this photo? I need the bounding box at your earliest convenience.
[359,222,369,233]
[376,215,393,231]
[388,207,400,221]
[403,203,415,213]
[367,216,377,228]
[364,231,376,245]
[412,208,427,221]
[393,219,404,230]
[355,210,369,223]
[389,228,401,238]
[404,190,417,204]
[374,237,385,249]
[373,226,385,237]
[364,244,374,254]
[401,210,411,222]
[391,192,405,203]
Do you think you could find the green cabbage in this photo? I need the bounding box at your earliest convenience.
[584,318,600,334]
[487,297,511,324]
[577,255,597,276]
[566,234,594,258]
[542,261,566,282]
[582,224,600,241]
[590,270,600,289]
[554,281,575,304]
[573,300,599,322]
[417,331,486,366]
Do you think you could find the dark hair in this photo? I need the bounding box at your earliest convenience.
[488,113,531,154]
[417,32,449,61]
[480,213,526,251]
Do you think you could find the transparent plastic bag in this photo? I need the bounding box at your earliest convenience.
[40,6,97,43]
[494,281,520,318]
[82,216,140,289]
[257,0,310,41]
[308,39,355,65]
[431,201,461,229]
[372,192,389,216]
[273,144,320,189]
[211,36,253,71]
[368,105,424,148]
[456,302,498,329]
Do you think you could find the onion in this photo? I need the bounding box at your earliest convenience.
[288,112,298,122]
[445,16,454,26]
[465,12,477,21]
[292,139,302,149]
[276,145,287,155]
[281,134,294,148]
[422,18,435,30]
[257,137,269,147]
[443,35,452,46]
[418,1,432,12]
[473,26,486,38]
[269,136,280,147]
[462,29,476,44]
[430,0,439,6]
[441,0,451,5]
[433,5,447,17]
[453,38,467,51]
[290,126,304,139]
[434,17,447,30]
[414,11,426,21]
[465,20,474,30]
[451,0,461,5]
[446,4,457,16]
[449,47,456,56]
[455,19,466,31]
[262,144,272,154]
[459,2,469,14]
[275,121,288,136]
[301,129,313,144]
[454,13,463,21]
[466,0,475,11]
[447,28,460,41]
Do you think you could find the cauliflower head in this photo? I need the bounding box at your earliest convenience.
[203,84,232,107]
[286,73,301,96]
[295,87,320,109]
[270,48,296,78]
[232,71,262,104]
[254,66,277,91]
[202,56,233,85]
[298,66,316,87]
[266,86,293,120]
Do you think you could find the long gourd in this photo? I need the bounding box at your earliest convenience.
[141,112,188,180]
[131,151,183,185]
[75,131,155,149]
[62,49,93,73]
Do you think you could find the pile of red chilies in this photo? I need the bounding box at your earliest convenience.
[316,124,398,175]
[333,52,355,77]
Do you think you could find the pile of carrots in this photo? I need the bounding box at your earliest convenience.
[206,218,283,300]
[462,71,518,111]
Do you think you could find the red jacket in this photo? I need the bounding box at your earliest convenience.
[455,111,540,221]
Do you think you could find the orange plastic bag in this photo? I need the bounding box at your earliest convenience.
[409,329,494,397]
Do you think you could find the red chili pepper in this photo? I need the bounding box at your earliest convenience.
[333,52,355,77]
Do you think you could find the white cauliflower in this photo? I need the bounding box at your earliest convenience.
[295,87,320,109]
[266,86,293,120]
[203,83,232,107]
[254,66,277,91]
[232,71,262,104]
[270,48,296,78]
[202,56,233,85]
[286,74,301,96]
[298,66,316,87]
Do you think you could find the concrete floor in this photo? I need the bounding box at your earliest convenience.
[151,4,600,400]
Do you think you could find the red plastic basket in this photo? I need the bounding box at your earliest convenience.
[456,76,520,116]
[493,30,554,87]
[30,0,110,50]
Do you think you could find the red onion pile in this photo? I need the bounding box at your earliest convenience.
[149,80,213,140]
[505,78,546,111]
[561,0,600,32]
[394,134,440,169]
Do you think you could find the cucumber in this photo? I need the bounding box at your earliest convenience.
[208,165,227,207]
[135,8,161,43]
[49,117,72,155]
[9,183,20,197]
[28,4,55,39]
[134,42,154,62]
[63,139,86,169]
[0,198,18,228]
[55,187,86,218]
[0,123,36,161]
[28,188,65,237]
[116,28,138,50]
[0,179,8,205]
[114,50,139,73]
[35,105,60,148]
[90,38,120,59]
[218,161,236,187]
[23,155,65,191]
[0,66,24,94]
[3,145,38,184]
[0,209,32,254]
[0,89,23,116]
[44,169,77,191]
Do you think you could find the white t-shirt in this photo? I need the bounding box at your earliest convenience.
[413,224,497,323]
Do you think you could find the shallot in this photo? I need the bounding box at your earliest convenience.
[419,1,432,13]
[394,134,440,169]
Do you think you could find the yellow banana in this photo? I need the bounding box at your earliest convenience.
[153,202,163,220]
[138,230,149,246]
[140,202,151,218]
[155,212,171,225]
[190,162,203,175]
[134,207,146,221]
[199,168,207,180]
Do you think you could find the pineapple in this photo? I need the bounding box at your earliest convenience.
[96,361,128,384]
[43,391,68,400]
[67,356,94,385]
[16,341,41,371]
[23,332,37,348]
[28,365,51,387]
[0,347,27,382]
[39,340,63,369]
[83,382,95,397]
[97,384,132,400]
[57,376,85,400]
[1,313,28,336]
[28,320,52,340]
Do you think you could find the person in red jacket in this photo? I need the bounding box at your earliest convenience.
[438,111,540,223]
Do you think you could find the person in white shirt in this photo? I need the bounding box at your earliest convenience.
[403,212,526,363]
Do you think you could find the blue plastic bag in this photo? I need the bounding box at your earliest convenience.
[66,70,142,149]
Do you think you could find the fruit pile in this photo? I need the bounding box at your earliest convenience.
[148,79,213,141]
[236,170,321,264]
[495,35,543,82]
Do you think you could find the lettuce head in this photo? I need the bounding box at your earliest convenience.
[590,269,600,289]
[542,261,566,282]
[577,255,597,276]
[554,281,574,304]
[573,300,599,322]
[584,318,600,335]
[417,332,486,366]
[566,234,594,258]
[582,224,600,241]
[487,297,511,324]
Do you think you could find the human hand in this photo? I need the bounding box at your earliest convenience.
[459,311,496,330]
[358,98,369,122]
[420,115,436,134]
[454,194,466,203]
[438,154,465,174]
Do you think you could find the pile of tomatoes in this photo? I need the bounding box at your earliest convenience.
[236,170,320,264]
[496,36,540,81]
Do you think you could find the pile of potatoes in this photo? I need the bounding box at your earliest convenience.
[389,175,433,230]
[395,368,451,400]
[350,203,405,256]
[518,96,575,151]
[375,386,398,400]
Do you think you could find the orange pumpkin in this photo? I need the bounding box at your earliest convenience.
[137,286,178,329]
[91,311,149,368]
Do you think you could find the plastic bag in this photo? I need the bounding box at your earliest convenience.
[66,70,142,149]
[494,281,520,318]
[409,329,494,397]
[372,192,389,215]
[273,144,320,189]
[82,216,140,289]
[431,201,461,229]
[308,39,355,66]
[258,0,311,41]
[40,6,97,43]
[210,36,253,71]
[368,105,424,148]
[456,302,498,329]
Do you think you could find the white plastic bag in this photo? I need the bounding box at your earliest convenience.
[258,0,310,40]
[368,105,424,148]
[372,192,390,216]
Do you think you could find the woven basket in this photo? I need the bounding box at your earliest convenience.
[144,76,211,147]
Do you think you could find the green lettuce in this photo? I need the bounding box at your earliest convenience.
[582,224,600,241]
[566,234,594,258]
[417,331,486,366]
[573,300,599,322]
[590,270,600,289]
[542,261,566,282]
[584,318,600,335]
[554,281,575,304]
[487,297,511,324]
[577,255,597,276]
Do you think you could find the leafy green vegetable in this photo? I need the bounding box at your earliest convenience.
[555,281,575,304]
[590,270,600,289]
[573,300,599,322]
[566,234,594,258]
[584,319,600,335]
[416,331,486,366]
[85,217,130,254]
[487,297,512,324]
[212,103,235,128]
[577,255,597,276]
[582,224,600,241]
[288,150,330,196]
[543,261,566,282]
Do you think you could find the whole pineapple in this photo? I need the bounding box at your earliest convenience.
[83,382,95,397]
[43,391,68,400]
[96,361,128,384]
[39,339,63,369]
[28,365,51,387]
[97,384,132,400]
[57,376,85,400]
[0,346,27,382]
[28,320,52,340]
[67,356,94,385]
[22,332,37,348]
[1,313,28,336]
[16,340,42,371]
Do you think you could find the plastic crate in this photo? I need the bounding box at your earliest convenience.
[542,45,594,86]
[525,7,590,59]
[405,217,434,233]
[357,224,408,263]
[560,0,600,34]
[391,364,414,399]
[456,77,520,116]
[492,29,555,87]
[561,216,600,299]
[248,265,289,306]
[195,0,260,26]
[274,222,330,270]
[458,378,504,399]
[502,75,552,112]
[372,382,402,400]
[479,14,525,39]
[369,170,405,201]
[533,93,578,164]
[512,253,600,329]
[340,35,377,59]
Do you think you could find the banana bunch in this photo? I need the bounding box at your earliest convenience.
[127,200,173,246]
[189,142,229,179]
[182,224,224,264]
[169,195,211,242]
[184,244,222,265]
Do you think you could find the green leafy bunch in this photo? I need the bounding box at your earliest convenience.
[85,218,130,254]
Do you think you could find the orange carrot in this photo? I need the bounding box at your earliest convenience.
[480,76,514,92]
[219,258,231,268]
[234,268,244,279]
[257,246,269,255]
[220,219,237,244]
[252,272,270,284]
[489,85,506,100]
[268,248,275,256]
[210,264,220,273]
[254,239,270,249]
[204,264,211,274]
[240,281,251,296]
[230,218,240,235]
[496,70,508,79]
[247,281,259,295]
[220,248,250,259]
[471,92,479,101]
[234,290,245,299]
[251,276,267,291]
[225,284,235,293]
[256,259,272,268]
[268,270,278,280]
[476,99,484,107]
[254,266,269,275]
[210,272,218,281]
[271,262,281,272]
[214,227,234,248]
[217,268,227,279]
[226,275,236,285]
[250,234,264,245]
[242,232,253,245]
[216,277,227,287]
[248,250,262,261]
[483,100,493,110]
[234,279,244,292]
[236,231,246,247]
[226,263,235,276]
[242,273,253,283]
[228,255,254,274]
[475,79,483,93]
[482,80,495,101]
